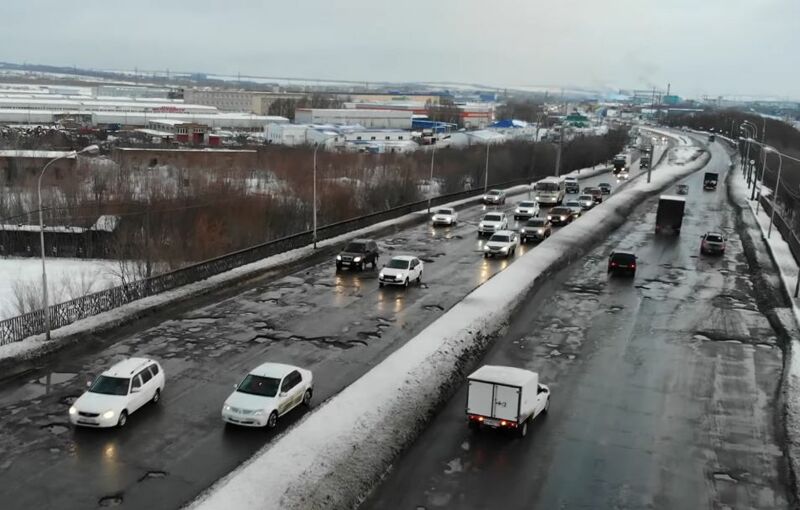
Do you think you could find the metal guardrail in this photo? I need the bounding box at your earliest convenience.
[758,197,800,265]
[0,177,532,345]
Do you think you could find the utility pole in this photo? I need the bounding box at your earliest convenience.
[427,145,436,214]
[554,123,564,177]
[483,143,490,193]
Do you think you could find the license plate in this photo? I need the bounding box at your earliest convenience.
[78,419,98,425]
[484,418,500,427]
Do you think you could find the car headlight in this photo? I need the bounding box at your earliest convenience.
[547,216,553,220]
[500,246,509,252]
[102,410,115,420]
[521,228,526,233]
[483,245,490,251]
[379,272,385,279]
[537,228,544,234]
[223,405,232,412]
[560,216,566,221]
[253,410,264,416]
[69,406,77,415]
[354,256,362,262]
[482,196,488,200]
[336,255,341,261]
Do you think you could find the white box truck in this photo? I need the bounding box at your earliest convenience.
[466,365,550,437]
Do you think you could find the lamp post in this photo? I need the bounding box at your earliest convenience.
[741,121,757,184]
[38,144,99,340]
[427,144,436,214]
[311,134,339,249]
[483,142,490,194]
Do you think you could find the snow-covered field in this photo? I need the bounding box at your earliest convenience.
[0,257,119,320]
[190,130,705,510]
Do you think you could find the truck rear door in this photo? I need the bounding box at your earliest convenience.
[467,380,494,417]
[493,385,521,421]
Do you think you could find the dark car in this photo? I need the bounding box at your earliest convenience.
[700,232,726,255]
[598,183,612,194]
[608,251,637,276]
[584,187,603,204]
[336,239,380,271]
[547,207,574,226]
[520,218,552,243]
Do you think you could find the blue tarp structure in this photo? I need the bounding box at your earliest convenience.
[412,119,456,133]
[490,119,529,129]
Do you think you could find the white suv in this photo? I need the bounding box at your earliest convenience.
[483,230,520,258]
[69,357,165,428]
[513,200,540,220]
[222,362,313,428]
[379,255,424,287]
[478,212,509,236]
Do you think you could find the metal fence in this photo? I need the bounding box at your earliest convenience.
[759,196,800,265]
[0,178,531,345]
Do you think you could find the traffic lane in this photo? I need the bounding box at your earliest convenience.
[362,148,790,509]
[0,179,617,510]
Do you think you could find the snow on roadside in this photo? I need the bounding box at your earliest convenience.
[729,168,800,492]
[189,136,709,510]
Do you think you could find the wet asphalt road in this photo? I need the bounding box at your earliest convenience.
[0,163,650,509]
[362,140,792,509]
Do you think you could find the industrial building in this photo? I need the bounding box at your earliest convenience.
[184,89,307,114]
[294,108,413,129]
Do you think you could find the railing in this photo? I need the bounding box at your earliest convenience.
[758,196,800,265]
[0,177,531,345]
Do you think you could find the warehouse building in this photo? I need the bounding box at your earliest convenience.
[294,108,413,129]
[184,89,307,114]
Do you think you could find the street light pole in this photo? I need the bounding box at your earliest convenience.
[37,144,98,340]
[313,143,320,249]
[554,123,564,177]
[483,143,490,194]
[427,144,436,214]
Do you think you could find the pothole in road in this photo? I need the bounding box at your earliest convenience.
[348,340,368,347]
[59,395,79,406]
[138,470,168,482]
[606,305,624,313]
[424,304,445,312]
[712,472,739,483]
[565,284,602,296]
[40,423,69,435]
[98,494,124,507]
[357,331,382,341]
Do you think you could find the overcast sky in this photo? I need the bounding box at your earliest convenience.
[2,0,797,99]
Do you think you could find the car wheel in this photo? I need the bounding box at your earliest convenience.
[267,411,278,429]
[335,264,342,272]
[152,388,161,404]
[416,274,421,284]
[468,420,480,432]
[303,389,313,407]
[117,410,128,428]
[404,278,409,288]
[379,282,384,288]
[519,419,528,438]
[359,262,365,271]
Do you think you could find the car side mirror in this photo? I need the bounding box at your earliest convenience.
[279,391,287,397]
[382,264,386,268]
[233,384,238,389]
[86,380,92,388]
[131,387,141,393]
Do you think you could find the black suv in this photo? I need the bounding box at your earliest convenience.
[336,239,379,271]
[608,251,637,276]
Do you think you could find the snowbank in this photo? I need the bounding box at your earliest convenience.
[729,168,800,497]
[189,137,710,510]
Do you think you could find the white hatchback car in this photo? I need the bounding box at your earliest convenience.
[69,357,165,428]
[431,207,458,226]
[222,362,313,428]
[379,255,424,287]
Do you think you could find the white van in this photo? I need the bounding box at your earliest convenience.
[466,365,550,437]
[534,177,566,205]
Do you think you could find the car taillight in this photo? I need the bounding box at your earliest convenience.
[630,264,636,268]
[500,420,507,426]
[611,262,617,266]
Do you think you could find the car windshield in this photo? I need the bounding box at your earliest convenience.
[565,202,580,207]
[344,242,366,252]
[488,190,501,196]
[484,214,502,222]
[527,219,546,226]
[519,201,536,207]
[489,234,510,242]
[579,195,593,201]
[599,183,610,187]
[535,182,559,191]
[88,375,130,396]
[237,374,280,397]
[387,258,410,269]
[550,208,570,214]
[436,209,453,215]
[706,234,724,242]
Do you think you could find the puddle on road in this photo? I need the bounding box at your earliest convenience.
[41,423,70,435]
[138,470,168,482]
[98,494,124,507]
[712,472,738,483]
